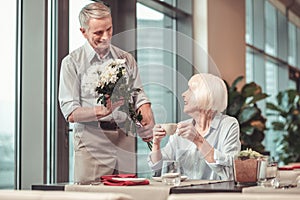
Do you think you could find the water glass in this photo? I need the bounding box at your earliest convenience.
[266,161,279,187]
[161,160,181,186]
[267,161,278,180]
[257,156,269,185]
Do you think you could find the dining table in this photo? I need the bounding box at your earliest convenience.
[31,169,300,200]
[242,184,300,194]
[64,179,225,200]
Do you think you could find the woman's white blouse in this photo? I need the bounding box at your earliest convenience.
[148,113,241,180]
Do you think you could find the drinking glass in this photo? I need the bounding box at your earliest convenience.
[257,156,269,185]
[266,161,279,187]
[267,162,278,179]
[161,160,181,186]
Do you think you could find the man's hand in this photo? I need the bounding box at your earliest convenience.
[67,97,124,123]
[136,103,155,142]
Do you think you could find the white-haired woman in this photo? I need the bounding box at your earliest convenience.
[148,73,241,180]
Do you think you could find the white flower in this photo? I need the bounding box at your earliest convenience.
[111,59,126,66]
[82,58,126,94]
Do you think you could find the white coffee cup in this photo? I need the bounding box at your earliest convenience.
[161,123,177,135]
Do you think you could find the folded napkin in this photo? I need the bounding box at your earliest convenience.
[100,174,149,186]
[279,165,294,170]
[278,162,300,170]
[290,163,300,169]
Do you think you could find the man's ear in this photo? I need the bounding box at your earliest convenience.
[80,27,88,39]
[80,27,85,34]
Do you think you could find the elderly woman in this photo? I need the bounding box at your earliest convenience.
[148,73,241,180]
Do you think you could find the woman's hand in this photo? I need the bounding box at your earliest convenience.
[151,124,165,163]
[152,124,167,145]
[178,122,214,163]
[177,122,204,144]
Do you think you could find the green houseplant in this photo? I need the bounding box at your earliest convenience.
[266,89,300,164]
[225,76,269,153]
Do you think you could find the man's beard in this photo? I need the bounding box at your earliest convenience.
[95,42,110,56]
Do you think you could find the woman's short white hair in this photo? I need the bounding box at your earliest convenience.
[188,73,228,113]
[79,1,111,29]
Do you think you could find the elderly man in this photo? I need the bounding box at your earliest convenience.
[59,1,154,183]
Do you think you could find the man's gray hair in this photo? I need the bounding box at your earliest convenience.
[79,1,111,29]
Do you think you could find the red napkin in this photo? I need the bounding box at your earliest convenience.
[290,163,300,169]
[100,174,150,186]
[278,165,294,170]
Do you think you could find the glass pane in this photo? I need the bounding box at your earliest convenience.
[252,0,264,49]
[68,0,93,182]
[265,1,277,56]
[245,0,253,44]
[0,1,16,189]
[289,79,297,89]
[265,61,278,101]
[288,22,296,67]
[246,48,254,82]
[277,11,288,62]
[264,61,279,160]
[137,3,176,177]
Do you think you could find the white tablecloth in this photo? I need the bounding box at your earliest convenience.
[168,193,300,200]
[242,170,300,194]
[0,190,133,200]
[242,186,300,194]
[278,170,300,185]
[65,180,222,200]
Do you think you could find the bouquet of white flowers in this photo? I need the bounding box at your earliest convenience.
[95,59,127,106]
[82,59,143,134]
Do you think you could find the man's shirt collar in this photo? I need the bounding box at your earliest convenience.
[84,42,113,64]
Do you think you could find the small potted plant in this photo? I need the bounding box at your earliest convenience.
[233,148,263,185]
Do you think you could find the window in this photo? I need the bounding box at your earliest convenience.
[135,0,192,177]
[136,3,177,177]
[0,1,16,189]
[246,0,299,160]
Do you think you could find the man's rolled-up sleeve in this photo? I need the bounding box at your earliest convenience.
[58,57,81,120]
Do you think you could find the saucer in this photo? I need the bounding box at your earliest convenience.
[152,175,188,182]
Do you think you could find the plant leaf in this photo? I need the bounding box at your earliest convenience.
[241,82,261,98]
[247,93,269,105]
[230,76,244,91]
[271,121,285,131]
[238,106,260,124]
